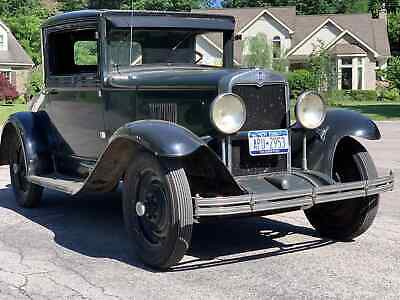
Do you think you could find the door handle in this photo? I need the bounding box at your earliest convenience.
[43,89,59,95]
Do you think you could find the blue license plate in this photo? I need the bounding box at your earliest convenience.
[248,129,289,156]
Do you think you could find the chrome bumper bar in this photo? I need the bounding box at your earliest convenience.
[193,172,394,217]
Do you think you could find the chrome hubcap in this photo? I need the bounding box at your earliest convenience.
[136,201,146,217]
[13,163,19,174]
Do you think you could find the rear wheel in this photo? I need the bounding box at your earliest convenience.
[122,153,193,270]
[9,136,43,208]
[305,139,379,241]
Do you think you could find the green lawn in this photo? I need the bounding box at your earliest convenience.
[291,101,400,121]
[0,104,27,126]
[331,101,400,121]
[1,101,399,128]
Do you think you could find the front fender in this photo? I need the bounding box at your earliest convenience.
[110,120,207,157]
[82,120,242,194]
[291,109,381,177]
[0,111,56,175]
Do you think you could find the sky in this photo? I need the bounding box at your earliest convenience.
[212,0,222,7]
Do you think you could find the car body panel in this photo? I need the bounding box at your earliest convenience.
[292,109,381,177]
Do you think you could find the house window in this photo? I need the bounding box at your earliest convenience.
[0,70,11,82]
[0,34,4,50]
[272,36,281,59]
[338,57,365,90]
[340,58,353,90]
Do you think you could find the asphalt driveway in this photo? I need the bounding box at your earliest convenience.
[0,122,398,299]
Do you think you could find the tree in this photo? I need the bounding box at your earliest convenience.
[388,13,400,45]
[59,0,204,11]
[132,0,202,10]
[0,0,53,65]
[243,33,272,68]
[0,74,18,103]
[307,41,336,92]
[58,0,87,11]
[222,0,368,15]
[384,56,400,89]
[369,0,381,17]
[4,15,44,65]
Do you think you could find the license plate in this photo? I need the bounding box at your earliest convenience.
[248,129,289,156]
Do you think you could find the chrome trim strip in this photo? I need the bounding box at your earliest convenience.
[193,173,394,217]
[227,135,233,172]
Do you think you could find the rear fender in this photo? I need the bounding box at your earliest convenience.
[0,111,56,175]
[291,109,381,177]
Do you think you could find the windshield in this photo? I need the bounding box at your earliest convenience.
[106,26,224,72]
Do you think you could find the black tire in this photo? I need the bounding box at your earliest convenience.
[305,140,379,241]
[9,136,43,208]
[122,152,193,270]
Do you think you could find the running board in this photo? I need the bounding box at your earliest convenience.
[28,174,85,195]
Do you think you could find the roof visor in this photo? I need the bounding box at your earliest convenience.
[104,12,235,31]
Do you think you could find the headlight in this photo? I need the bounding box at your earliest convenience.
[295,91,327,129]
[210,93,246,134]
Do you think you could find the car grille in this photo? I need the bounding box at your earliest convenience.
[231,84,288,176]
[148,103,178,123]
[233,84,287,131]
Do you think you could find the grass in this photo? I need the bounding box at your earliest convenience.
[331,101,400,121]
[0,103,27,126]
[291,101,400,121]
[1,100,399,129]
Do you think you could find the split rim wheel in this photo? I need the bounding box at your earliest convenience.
[123,153,193,270]
[9,136,43,208]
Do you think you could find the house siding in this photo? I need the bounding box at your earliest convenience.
[365,55,377,90]
[241,14,291,56]
[196,36,223,66]
[293,22,341,55]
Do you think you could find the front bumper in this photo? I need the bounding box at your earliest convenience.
[193,170,394,217]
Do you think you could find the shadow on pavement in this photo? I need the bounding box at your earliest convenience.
[0,185,335,272]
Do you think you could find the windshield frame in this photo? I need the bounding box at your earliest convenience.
[99,15,234,82]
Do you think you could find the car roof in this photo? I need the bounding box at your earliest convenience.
[42,10,236,31]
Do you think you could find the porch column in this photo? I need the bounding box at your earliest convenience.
[337,58,342,90]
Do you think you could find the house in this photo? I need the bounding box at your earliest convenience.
[0,19,34,95]
[194,7,391,91]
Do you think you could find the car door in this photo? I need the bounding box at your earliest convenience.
[45,24,107,161]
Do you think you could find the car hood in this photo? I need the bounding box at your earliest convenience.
[106,65,241,90]
[106,65,288,94]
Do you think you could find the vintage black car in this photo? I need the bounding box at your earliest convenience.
[0,10,394,269]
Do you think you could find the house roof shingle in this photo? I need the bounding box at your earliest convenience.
[0,20,34,67]
[330,43,367,55]
[293,14,390,57]
[194,7,391,63]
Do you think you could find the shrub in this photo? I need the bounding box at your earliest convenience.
[26,67,43,100]
[324,90,378,105]
[323,90,351,105]
[286,69,317,99]
[349,90,378,102]
[382,87,400,102]
[0,74,19,104]
[384,56,400,89]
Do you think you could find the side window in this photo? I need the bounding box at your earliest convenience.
[74,41,98,66]
[47,27,98,77]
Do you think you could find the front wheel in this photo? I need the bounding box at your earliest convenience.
[122,153,193,270]
[305,139,379,241]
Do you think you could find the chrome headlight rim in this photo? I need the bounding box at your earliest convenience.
[295,91,327,130]
[210,93,247,135]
